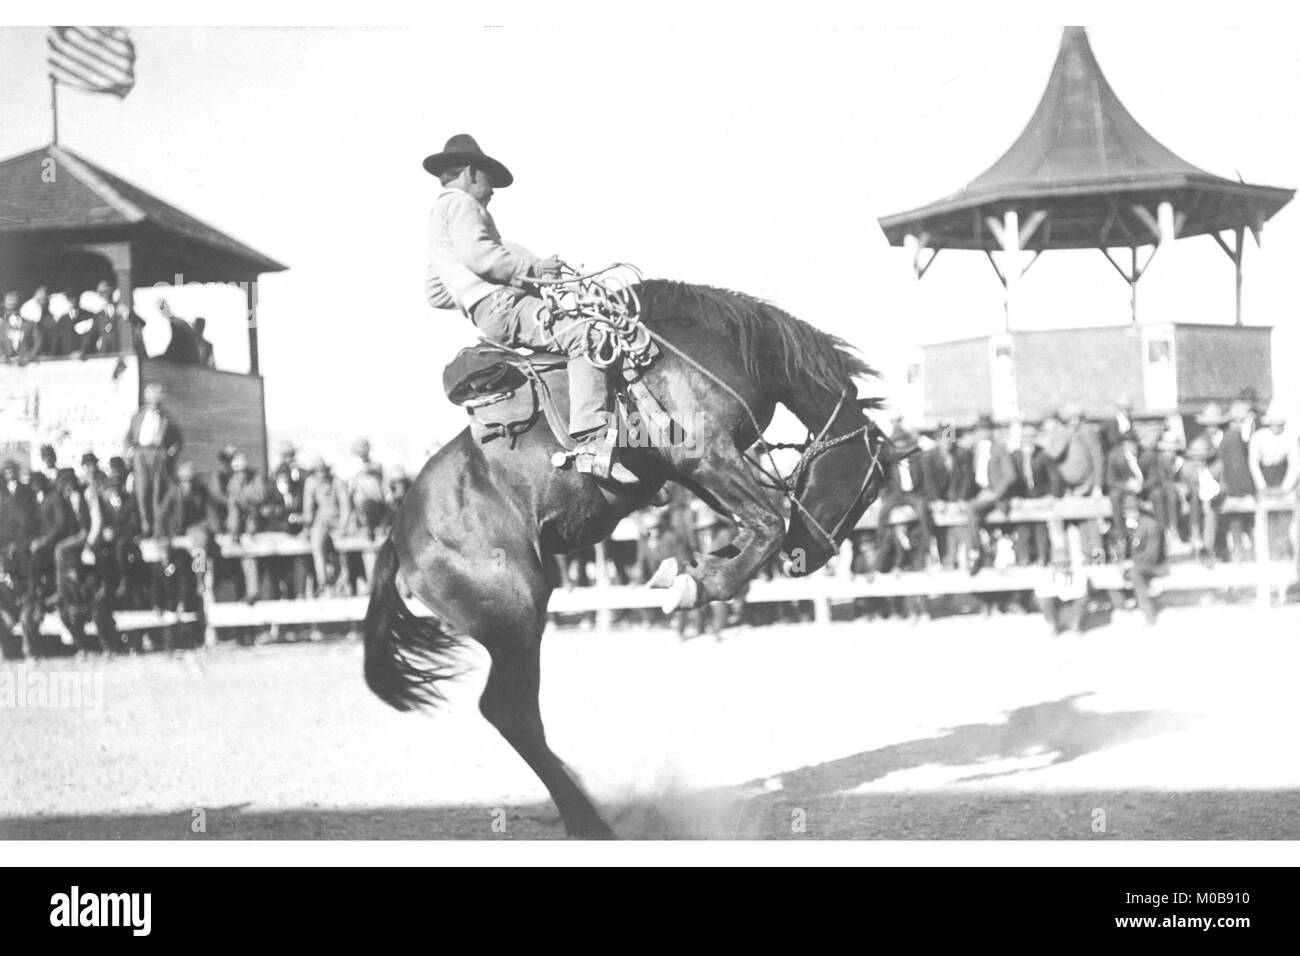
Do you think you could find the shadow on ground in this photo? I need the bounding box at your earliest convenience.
[6,696,1295,840]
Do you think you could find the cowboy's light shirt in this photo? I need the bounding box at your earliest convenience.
[425,186,540,315]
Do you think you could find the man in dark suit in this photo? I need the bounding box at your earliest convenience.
[1099,395,1135,459]
[873,429,935,572]
[1124,497,1167,625]
[1009,420,1060,565]
[194,317,216,368]
[160,301,201,364]
[0,459,40,658]
[1217,399,1257,561]
[1104,431,1144,559]
[124,383,183,536]
[921,419,973,568]
[966,416,1017,573]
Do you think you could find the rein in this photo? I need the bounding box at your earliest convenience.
[530,263,888,553]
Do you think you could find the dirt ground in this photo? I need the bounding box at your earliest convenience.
[2,602,1299,840]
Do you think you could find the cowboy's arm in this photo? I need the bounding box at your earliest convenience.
[443,194,538,285]
[1248,434,1267,492]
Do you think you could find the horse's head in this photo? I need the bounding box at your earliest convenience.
[781,396,892,575]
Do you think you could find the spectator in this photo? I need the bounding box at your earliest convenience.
[21,286,62,358]
[61,452,122,653]
[124,383,183,536]
[27,471,77,649]
[38,444,59,485]
[56,289,87,356]
[274,441,305,501]
[194,317,216,368]
[1218,399,1257,561]
[386,466,412,522]
[1142,431,1183,552]
[920,418,970,568]
[1181,435,1224,567]
[303,458,351,597]
[103,456,144,605]
[78,281,121,355]
[1123,497,1166,626]
[1036,519,1089,636]
[966,415,1016,574]
[208,446,237,529]
[0,459,40,658]
[873,428,935,572]
[159,300,201,364]
[1248,401,1298,560]
[1009,419,1060,565]
[2,290,33,363]
[1099,394,1135,453]
[154,461,218,623]
[1105,431,1144,559]
[348,438,387,540]
[226,451,276,602]
[1046,403,1105,497]
[52,464,92,615]
[1195,402,1229,451]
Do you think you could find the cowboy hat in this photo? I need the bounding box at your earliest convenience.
[1186,435,1215,460]
[1195,402,1228,426]
[422,134,514,187]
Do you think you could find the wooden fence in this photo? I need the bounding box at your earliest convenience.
[60,493,1283,645]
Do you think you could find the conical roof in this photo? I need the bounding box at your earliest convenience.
[878,28,1293,250]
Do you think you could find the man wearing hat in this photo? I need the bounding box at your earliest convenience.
[422,133,635,484]
[872,426,935,572]
[1249,401,1298,560]
[1217,399,1259,561]
[1181,434,1223,566]
[124,382,184,537]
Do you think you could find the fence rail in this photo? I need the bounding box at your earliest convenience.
[22,496,1294,645]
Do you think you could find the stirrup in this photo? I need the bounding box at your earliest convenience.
[550,426,636,484]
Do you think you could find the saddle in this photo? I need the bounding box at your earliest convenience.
[443,340,678,452]
[442,341,570,446]
[442,264,677,454]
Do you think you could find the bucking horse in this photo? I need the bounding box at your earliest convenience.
[362,275,893,838]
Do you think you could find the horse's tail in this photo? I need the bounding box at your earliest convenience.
[362,538,463,712]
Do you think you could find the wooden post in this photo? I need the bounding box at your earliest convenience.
[245,279,260,374]
[593,541,612,631]
[196,546,218,648]
[1254,498,1270,610]
[1234,226,1245,327]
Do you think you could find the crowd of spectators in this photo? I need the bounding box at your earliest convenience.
[2,361,1298,657]
[0,376,413,658]
[2,282,215,367]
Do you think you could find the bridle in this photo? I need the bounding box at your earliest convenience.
[748,385,890,554]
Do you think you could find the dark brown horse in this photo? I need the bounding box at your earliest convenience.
[362,280,892,838]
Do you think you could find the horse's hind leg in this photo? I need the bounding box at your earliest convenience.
[479,636,615,839]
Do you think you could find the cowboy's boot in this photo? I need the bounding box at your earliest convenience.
[552,357,637,484]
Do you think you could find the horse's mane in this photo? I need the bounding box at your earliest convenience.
[636,279,882,407]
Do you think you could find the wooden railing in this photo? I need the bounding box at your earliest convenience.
[26,495,1293,644]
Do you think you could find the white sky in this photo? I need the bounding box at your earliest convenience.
[2,7,1297,468]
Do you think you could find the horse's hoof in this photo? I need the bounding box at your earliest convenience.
[646,557,679,589]
[661,574,699,613]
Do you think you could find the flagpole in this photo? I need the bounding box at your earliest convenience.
[50,75,59,145]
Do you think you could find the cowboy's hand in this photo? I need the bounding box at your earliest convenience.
[533,256,564,279]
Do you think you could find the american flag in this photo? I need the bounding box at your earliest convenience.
[47,27,136,98]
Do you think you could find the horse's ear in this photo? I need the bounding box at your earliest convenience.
[856,397,884,411]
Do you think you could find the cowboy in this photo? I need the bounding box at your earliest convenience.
[422,134,635,484]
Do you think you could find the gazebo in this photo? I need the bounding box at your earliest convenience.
[0,143,285,372]
[0,144,286,471]
[878,27,1294,421]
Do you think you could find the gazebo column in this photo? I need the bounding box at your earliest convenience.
[984,209,1045,332]
[244,277,260,374]
[1212,226,1251,326]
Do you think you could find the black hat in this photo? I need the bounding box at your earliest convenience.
[422,134,514,187]
[80,451,99,466]
[56,467,77,485]
[975,413,995,430]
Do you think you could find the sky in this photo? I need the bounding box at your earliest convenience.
[2,11,1297,468]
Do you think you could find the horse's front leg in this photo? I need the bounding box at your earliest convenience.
[649,451,785,611]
